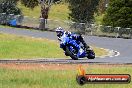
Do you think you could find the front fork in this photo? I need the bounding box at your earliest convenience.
[60,44,69,56]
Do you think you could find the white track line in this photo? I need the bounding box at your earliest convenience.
[114,51,120,57]
[98,47,120,58]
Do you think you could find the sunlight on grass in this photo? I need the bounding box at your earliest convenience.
[17,2,70,21]
[0,33,66,59]
[17,2,40,18]
[49,3,70,20]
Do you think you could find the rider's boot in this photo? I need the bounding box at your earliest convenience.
[77,48,86,58]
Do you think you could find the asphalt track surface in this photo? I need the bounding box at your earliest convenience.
[0,27,132,64]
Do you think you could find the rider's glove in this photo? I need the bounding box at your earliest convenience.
[60,43,65,48]
[58,37,61,41]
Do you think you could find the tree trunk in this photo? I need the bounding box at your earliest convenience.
[39,18,45,31]
[39,5,46,30]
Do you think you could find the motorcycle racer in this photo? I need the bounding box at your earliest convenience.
[55,27,89,58]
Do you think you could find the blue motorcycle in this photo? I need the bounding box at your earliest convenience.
[59,34,95,60]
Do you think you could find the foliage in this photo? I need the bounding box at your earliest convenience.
[67,0,99,23]
[20,0,39,9]
[0,0,21,15]
[53,0,61,2]
[103,0,132,28]
[94,13,104,25]
[20,0,60,9]
[98,0,107,14]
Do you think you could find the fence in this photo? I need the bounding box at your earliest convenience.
[0,13,132,39]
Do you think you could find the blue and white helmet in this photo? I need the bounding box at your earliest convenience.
[55,27,64,37]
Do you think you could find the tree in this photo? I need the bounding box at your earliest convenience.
[20,0,39,9]
[0,0,22,25]
[103,0,132,28]
[67,0,99,23]
[20,0,54,30]
[0,0,21,15]
[98,0,107,14]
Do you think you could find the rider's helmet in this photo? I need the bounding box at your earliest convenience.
[55,27,64,37]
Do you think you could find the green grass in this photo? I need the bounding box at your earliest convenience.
[0,33,107,59]
[17,2,70,21]
[0,33,66,59]
[17,2,40,18]
[0,65,132,88]
[94,14,104,25]
[49,3,70,20]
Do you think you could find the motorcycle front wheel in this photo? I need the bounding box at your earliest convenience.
[65,46,78,60]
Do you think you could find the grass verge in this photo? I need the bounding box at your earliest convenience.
[0,33,107,59]
[0,64,132,88]
[0,33,66,59]
[17,2,70,21]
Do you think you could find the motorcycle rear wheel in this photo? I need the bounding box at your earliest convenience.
[85,45,95,59]
[87,50,95,59]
